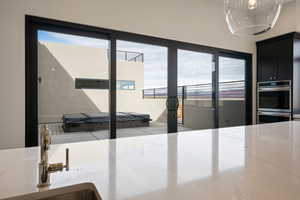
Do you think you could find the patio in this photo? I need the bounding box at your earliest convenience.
[42,122,191,144]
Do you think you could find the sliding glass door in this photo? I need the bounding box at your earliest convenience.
[37,30,111,144]
[177,49,215,131]
[116,40,169,138]
[218,56,246,128]
[35,31,247,144]
[176,51,247,132]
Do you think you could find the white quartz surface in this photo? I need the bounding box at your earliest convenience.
[1,121,300,200]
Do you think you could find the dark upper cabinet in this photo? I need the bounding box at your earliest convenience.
[276,38,293,81]
[257,37,293,82]
[257,42,277,81]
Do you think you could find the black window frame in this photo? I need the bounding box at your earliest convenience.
[25,15,252,147]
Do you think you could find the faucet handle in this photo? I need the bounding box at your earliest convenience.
[64,148,69,171]
[48,148,70,173]
[48,163,64,173]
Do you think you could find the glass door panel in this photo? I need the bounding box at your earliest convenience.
[116,40,168,138]
[37,30,110,144]
[218,56,246,128]
[177,49,214,131]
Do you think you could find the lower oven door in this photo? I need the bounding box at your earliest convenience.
[257,111,291,124]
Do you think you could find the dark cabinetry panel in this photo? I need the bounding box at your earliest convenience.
[257,37,293,82]
[257,42,277,81]
[276,38,293,81]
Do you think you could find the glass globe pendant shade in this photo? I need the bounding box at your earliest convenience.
[225,0,283,36]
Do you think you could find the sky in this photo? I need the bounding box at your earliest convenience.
[38,30,244,89]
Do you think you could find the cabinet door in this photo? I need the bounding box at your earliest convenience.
[257,43,277,82]
[275,38,293,81]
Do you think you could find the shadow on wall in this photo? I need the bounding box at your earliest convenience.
[38,43,100,123]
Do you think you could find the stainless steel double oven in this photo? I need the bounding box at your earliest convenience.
[257,80,292,124]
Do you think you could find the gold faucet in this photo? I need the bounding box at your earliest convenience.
[38,125,69,187]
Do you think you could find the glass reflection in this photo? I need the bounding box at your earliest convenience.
[218,127,246,171]
[108,129,247,199]
[177,132,212,183]
[115,136,168,199]
[100,123,300,199]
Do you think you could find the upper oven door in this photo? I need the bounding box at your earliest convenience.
[258,89,290,111]
[258,81,291,112]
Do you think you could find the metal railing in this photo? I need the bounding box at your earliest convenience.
[108,50,144,63]
[142,80,245,99]
[142,81,245,125]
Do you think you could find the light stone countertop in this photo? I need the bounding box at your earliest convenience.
[1,121,300,200]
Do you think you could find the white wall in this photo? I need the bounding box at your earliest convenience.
[255,1,297,42]
[0,0,262,149]
[297,0,300,32]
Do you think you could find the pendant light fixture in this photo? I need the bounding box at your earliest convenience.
[225,0,283,36]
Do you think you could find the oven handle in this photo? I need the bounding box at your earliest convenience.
[258,87,291,92]
[257,108,291,112]
[257,111,291,117]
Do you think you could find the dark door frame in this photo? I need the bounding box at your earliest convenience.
[25,15,252,147]
[217,52,253,128]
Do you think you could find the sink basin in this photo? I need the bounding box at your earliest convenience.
[2,183,102,200]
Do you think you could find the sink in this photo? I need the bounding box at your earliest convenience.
[2,183,102,200]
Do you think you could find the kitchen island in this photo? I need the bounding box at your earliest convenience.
[1,121,300,200]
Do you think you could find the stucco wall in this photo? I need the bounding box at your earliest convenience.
[38,42,108,123]
[0,0,259,149]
